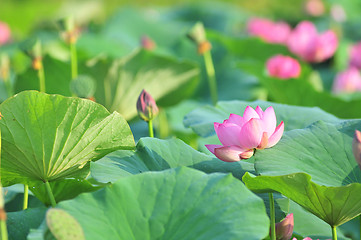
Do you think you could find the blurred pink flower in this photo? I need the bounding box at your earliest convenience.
[287,21,338,63]
[275,213,294,240]
[205,106,284,162]
[349,42,361,69]
[266,55,301,79]
[304,0,325,17]
[0,21,11,45]
[292,238,330,240]
[332,67,361,94]
[247,18,291,44]
[352,130,361,170]
[141,35,156,50]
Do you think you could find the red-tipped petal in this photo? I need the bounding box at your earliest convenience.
[243,106,260,122]
[214,146,253,162]
[255,106,264,118]
[262,106,277,135]
[227,113,244,126]
[205,144,223,155]
[238,118,264,149]
[267,121,284,148]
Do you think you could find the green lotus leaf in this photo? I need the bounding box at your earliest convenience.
[29,178,101,206]
[243,172,361,227]
[60,167,270,240]
[91,137,254,183]
[0,91,135,186]
[7,207,47,240]
[254,120,361,187]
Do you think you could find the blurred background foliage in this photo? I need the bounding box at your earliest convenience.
[1,0,359,38]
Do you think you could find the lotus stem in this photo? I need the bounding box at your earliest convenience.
[2,73,12,99]
[70,41,78,80]
[37,63,46,93]
[148,119,154,138]
[44,181,56,207]
[331,225,337,240]
[22,184,28,210]
[269,192,276,240]
[203,50,218,105]
[0,218,7,240]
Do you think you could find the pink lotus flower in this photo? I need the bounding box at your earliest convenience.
[0,21,11,45]
[332,68,361,94]
[287,21,338,63]
[247,18,291,44]
[205,106,284,162]
[349,42,361,69]
[275,214,294,240]
[266,55,301,79]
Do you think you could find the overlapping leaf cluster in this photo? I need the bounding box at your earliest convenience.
[2,1,361,240]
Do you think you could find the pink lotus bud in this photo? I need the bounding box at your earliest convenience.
[0,21,11,45]
[353,130,361,170]
[332,68,361,94]
[266,55,301,79]
[349,42,361,69]
[205,106,284,162]
[287,21,338,63]
[247,18,291,44]
[136,89,159,122]
[304,0,325,17]
[275,213,294,240]
[141,35,156,50]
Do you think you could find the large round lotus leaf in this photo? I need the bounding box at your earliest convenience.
[183,100,339,138]
[254,120,361,187]
[60,167,269,240]
[91,137,254,183]
[244,120,361,227]
[0,91,135,186]
[243,172,361,227]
